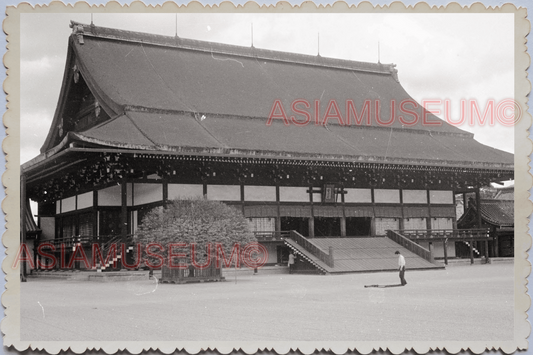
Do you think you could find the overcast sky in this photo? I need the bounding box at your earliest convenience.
[20,12,515,164]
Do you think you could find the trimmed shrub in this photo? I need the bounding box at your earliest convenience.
[134,197,256,266]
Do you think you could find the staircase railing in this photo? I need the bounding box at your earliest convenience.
[289,231,334,267]
[386,230,433,263]
[253,231,291,241]
[98,234,134,271]
[399,228,490,240]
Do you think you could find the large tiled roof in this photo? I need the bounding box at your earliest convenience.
[36,21,513,170]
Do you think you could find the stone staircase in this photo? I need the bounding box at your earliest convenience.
[285,232,443,274]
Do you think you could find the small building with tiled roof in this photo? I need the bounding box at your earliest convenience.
[457,197,514,257]
[20,22,514,275]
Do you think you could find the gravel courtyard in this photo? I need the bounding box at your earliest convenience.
[20,263,514,342]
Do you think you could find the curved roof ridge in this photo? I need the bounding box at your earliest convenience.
[70,20,397,77]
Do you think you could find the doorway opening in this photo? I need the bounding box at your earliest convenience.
[280,217,309,237]
[346,217,372,236]
[314,217,341,237]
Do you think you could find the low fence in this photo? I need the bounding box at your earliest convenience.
[37,235,132,249]
[386,230,433,263]
[289,230,334,267]
[399,229,491,241]
[161,262,224,284]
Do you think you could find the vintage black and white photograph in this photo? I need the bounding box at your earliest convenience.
[4,4,529,353]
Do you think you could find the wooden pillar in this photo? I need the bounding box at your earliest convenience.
[240,184,245,215]
[443,239,448,265]
[275,185,281,234]
[452,192,458,229]
[340,187,346,237]
[93,191,98,237]
[369,217,376,237]
[120,179,128,271]
[426,189,432,234]
[494,233,499,257]
[163,178,169,204]
[469,238,474,264]
[475,188,482,228]
[485,240,489,259]
[20,173,27,281]
[309,185,314,238]
[340,216,346,237]
[370,189,376,237]
[120,178,128,238]
[308,218,315,238]
[399,188,405,233]
[475,188,483,264]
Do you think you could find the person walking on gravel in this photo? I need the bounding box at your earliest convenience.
[288,251,295,274]
[395,250,407,286]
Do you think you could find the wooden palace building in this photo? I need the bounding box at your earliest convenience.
[21,22,514,275]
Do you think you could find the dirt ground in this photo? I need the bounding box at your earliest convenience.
[19,263,514,342]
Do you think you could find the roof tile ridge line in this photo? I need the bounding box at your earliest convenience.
[122,112,160,148]
[123,105,473,138]
[75,24,392,76]
[138,42,198,114]
[126,104,228,149]
[188,112,229,150]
